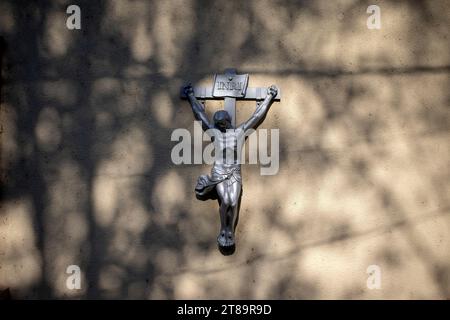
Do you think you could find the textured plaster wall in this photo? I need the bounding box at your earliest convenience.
[0,0,449,299]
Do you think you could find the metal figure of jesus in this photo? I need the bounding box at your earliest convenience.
[183,83,278,252]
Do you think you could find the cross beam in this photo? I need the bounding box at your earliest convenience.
[180,68,281,126]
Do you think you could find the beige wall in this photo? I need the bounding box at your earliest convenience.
[0,0,449,299]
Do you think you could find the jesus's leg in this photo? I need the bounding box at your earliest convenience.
[225,181,242,246]
[216,181,230,247]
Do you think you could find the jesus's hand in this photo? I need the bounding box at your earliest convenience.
[183,84,194,96]
[267,85,278,98]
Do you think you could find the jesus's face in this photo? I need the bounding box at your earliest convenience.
[213,110,231,132]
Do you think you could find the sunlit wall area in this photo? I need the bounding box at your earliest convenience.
[0,0,449,299]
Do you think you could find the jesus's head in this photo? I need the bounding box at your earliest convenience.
[213,110,232,131]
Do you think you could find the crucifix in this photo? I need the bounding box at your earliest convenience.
[180,68,281,255]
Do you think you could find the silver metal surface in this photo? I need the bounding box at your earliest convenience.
[181,69,280,255]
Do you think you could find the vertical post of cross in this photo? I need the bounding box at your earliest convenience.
[223,68,237,127]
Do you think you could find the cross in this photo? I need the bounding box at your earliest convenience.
[180,68,281,126]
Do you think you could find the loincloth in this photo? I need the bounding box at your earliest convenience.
[195,164,241,200]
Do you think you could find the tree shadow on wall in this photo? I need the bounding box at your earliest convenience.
[1,0,449,299]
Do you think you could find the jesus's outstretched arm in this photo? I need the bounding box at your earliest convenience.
[238,85,278,131]
[183,84,213,132]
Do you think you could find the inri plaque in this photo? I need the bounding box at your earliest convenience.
[212,73,249,98]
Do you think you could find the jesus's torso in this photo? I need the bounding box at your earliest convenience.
[213,129,245,166]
